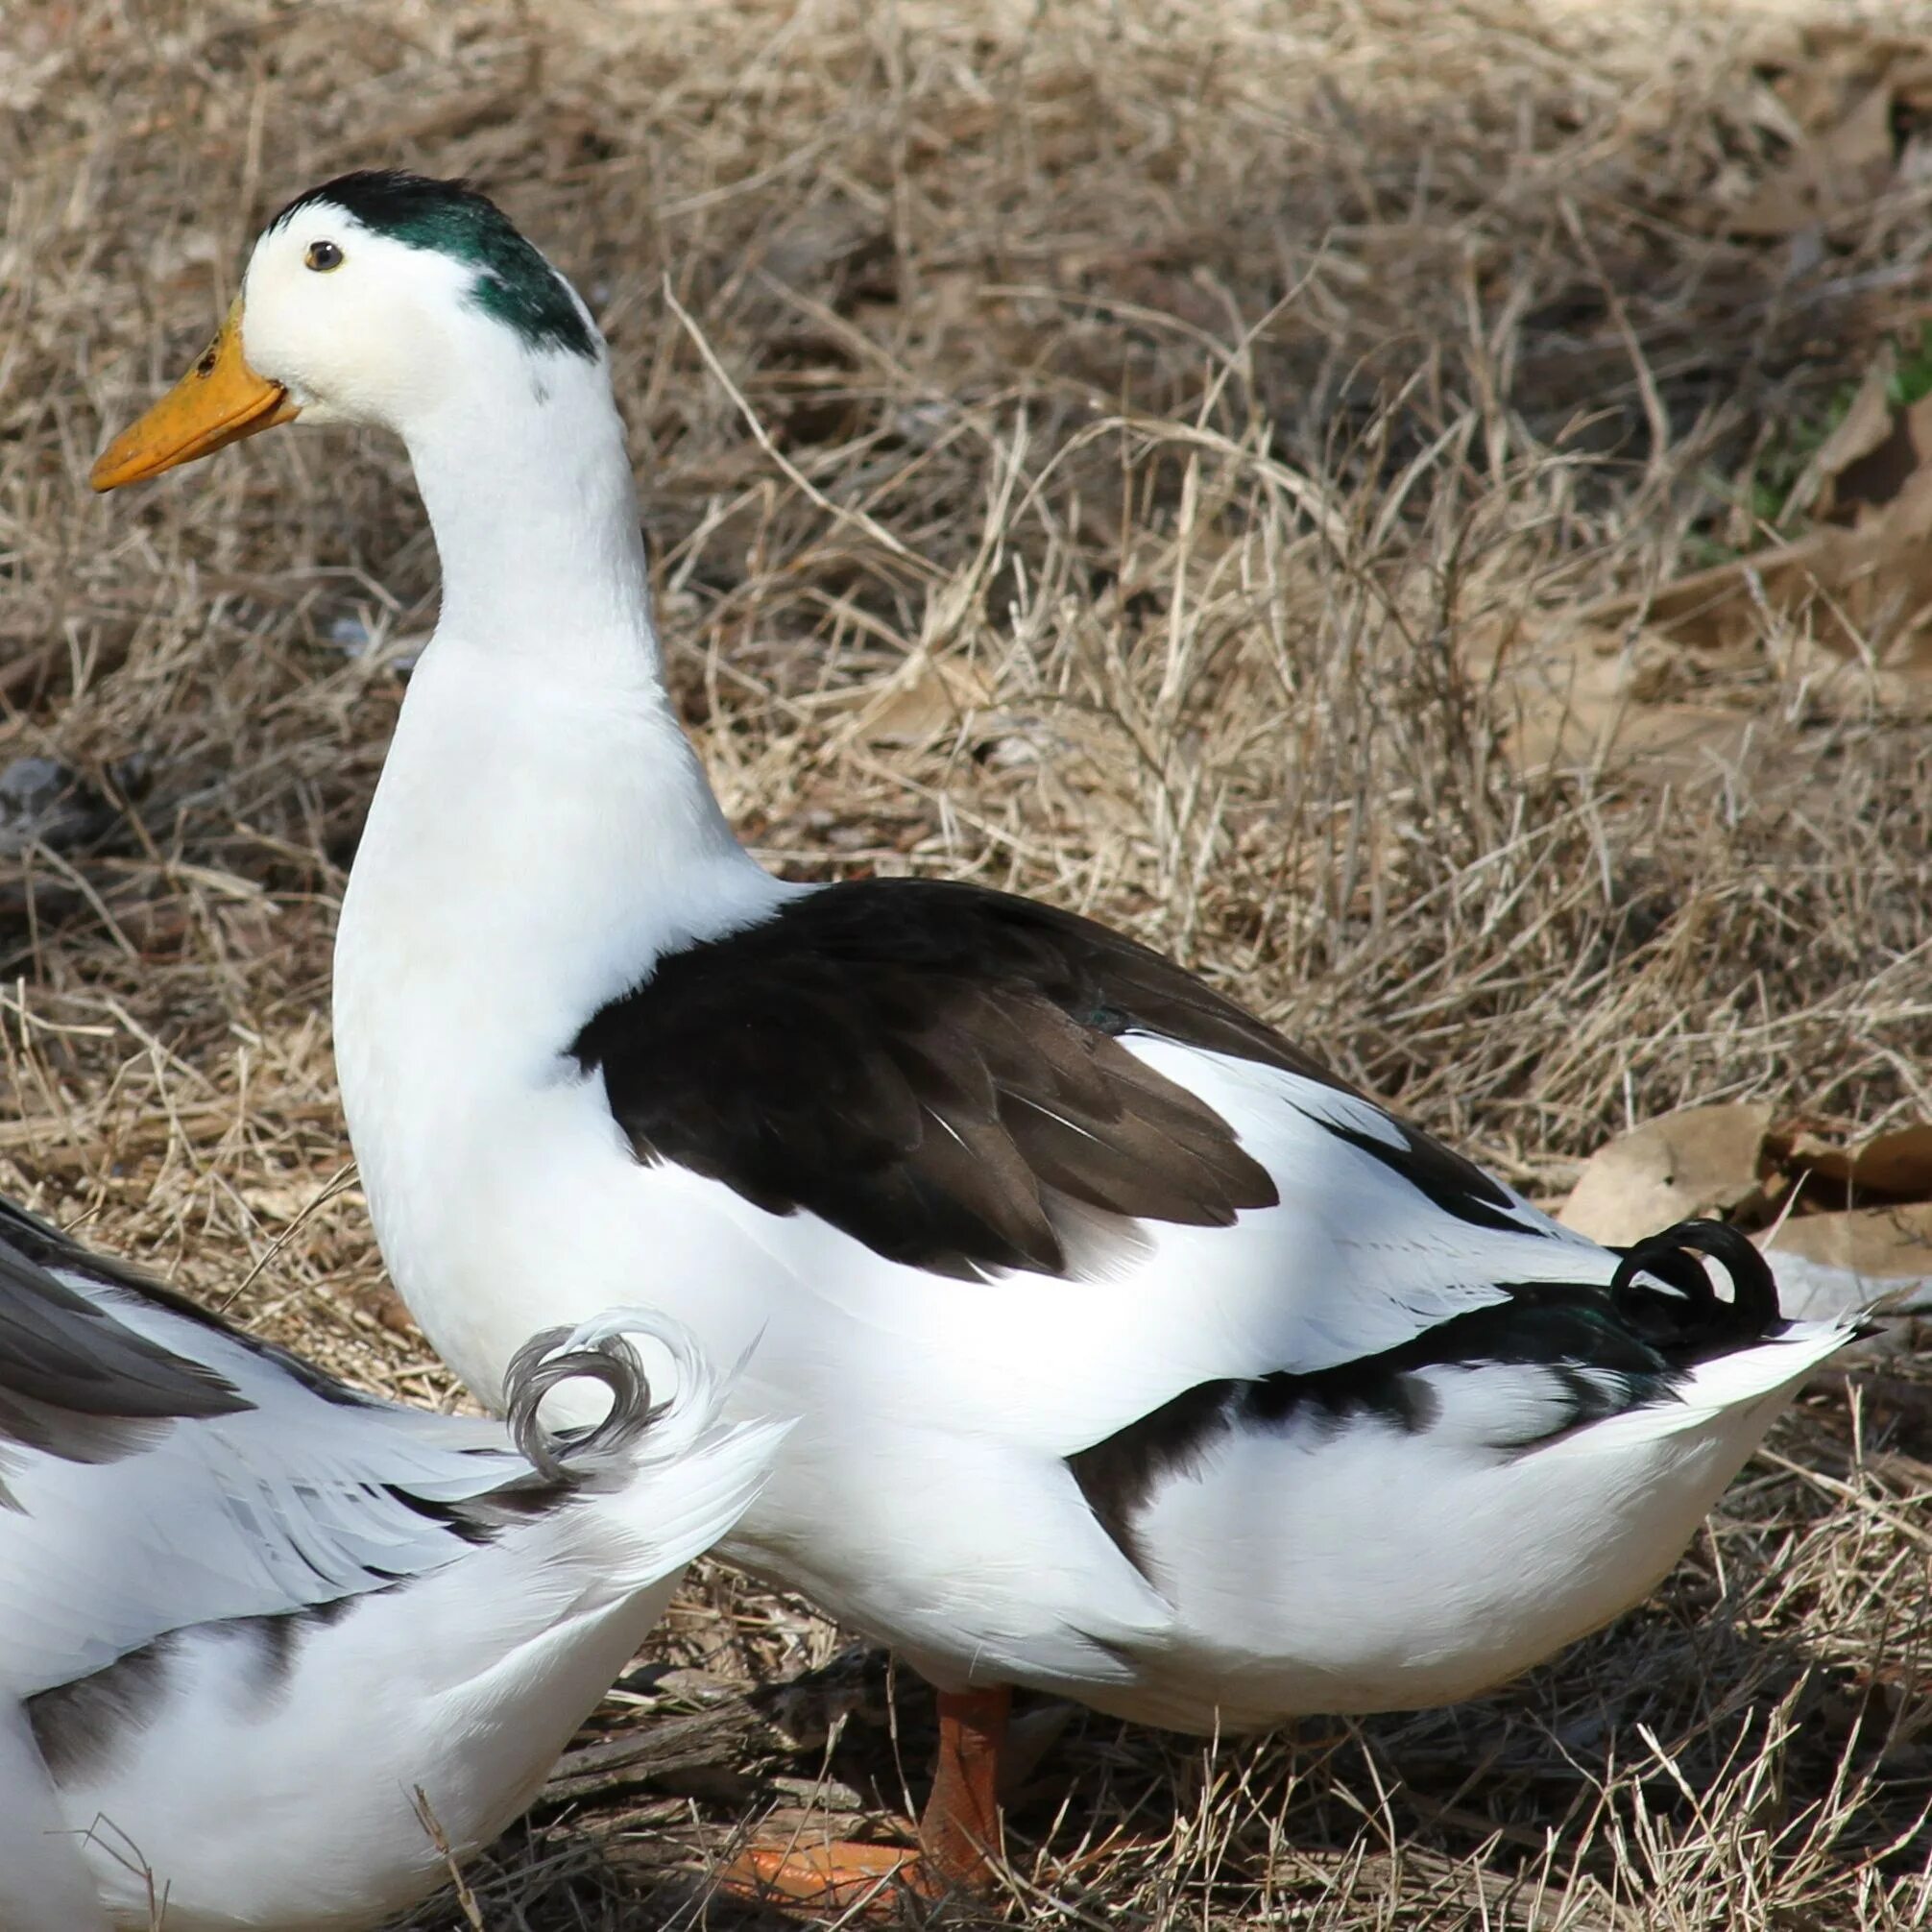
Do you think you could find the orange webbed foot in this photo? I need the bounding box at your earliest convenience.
[712,1684,1014,1916]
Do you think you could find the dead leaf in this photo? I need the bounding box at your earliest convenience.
[836,650,995,750]
[1831,391,1932,521]
[1724,61,1900,238]
[1823,76,1901,171]
[1577,436,1932,668]
[1558,1102,1773,1244]
[1760,1200,1932,1281]
[1782,343,1895,525]
[1476,617,1759,779]
[237,1178,324,1224]
[1774,1122,1932,1203]
[355,1280,420,1337]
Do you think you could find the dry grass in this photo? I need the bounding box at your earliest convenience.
[4,0,1932,1924]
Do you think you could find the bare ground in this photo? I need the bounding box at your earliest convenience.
[3,1,1932,1925]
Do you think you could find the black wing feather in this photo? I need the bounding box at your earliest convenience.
[571,879,1345,1280]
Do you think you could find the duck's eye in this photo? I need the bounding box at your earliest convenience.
[304,240,344,273]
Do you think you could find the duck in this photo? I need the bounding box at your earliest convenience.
[0,1189,784,1931]
[91,169,1865,1901]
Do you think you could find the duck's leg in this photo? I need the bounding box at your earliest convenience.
[917,1685,1010,1888]
[716,1684,1011,1911]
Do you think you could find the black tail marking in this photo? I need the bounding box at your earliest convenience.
[1608,1218,1782,1351]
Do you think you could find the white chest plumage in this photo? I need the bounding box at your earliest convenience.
[334,643,790,1388]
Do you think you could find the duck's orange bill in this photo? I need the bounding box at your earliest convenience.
[90,300,300,492]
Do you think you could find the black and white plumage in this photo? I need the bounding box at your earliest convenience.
[567,877,1567,1286]
[93,171,1861,1762]
[0,1195,782,1932]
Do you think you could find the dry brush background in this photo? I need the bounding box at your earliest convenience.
[4,0,1932,1925]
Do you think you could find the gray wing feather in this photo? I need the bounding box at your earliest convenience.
[0,1206,522,1700]
[0,1235,247,1482]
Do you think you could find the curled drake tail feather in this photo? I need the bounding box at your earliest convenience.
[1608,1218,1786,1355]
[505,1323,654,1483]
[503,1308,730,1485]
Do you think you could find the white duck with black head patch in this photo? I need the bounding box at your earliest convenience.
[94,170,1867,1900]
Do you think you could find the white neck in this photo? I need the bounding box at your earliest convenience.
[334,335,783,1222]
[407,349,660,689]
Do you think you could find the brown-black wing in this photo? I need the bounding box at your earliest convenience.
[572,878,1366,1280]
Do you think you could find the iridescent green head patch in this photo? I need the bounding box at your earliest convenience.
[268,170,596,362]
